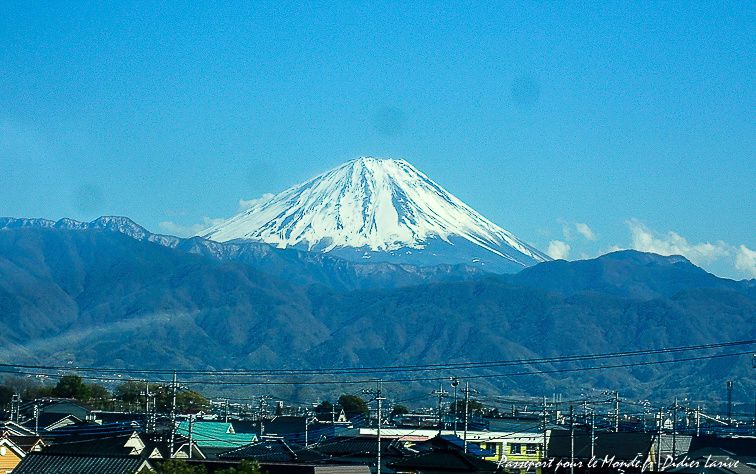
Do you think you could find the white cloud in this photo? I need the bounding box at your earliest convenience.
[735,245,756,278]
[238,193,275,210]
[575,222,597,241]
[627,219,730,265]
[558,219,597,242]
[159,217,225,238]
[547,240,571,260]
[615,219,755,280]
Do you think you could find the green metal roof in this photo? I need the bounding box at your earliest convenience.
[176,421,256,448]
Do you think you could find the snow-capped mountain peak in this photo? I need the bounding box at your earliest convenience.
[199,157,549,272]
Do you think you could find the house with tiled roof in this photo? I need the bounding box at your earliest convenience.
[0,421,36,437]
[389,447,502,473]
[546,431,654,473]
[13,430,157,474]
[218,438,327,463]
[313,436,416,473]
[43,431,149,457]
[20,399,92,418]
[6,435,45,455]
[13,452,153,474]
[0,437,28,473]
[24,412,83,433]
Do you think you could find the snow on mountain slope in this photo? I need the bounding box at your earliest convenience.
[200,157,549,272]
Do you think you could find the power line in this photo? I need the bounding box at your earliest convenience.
[0,349,752,386]
[1,339,752,377]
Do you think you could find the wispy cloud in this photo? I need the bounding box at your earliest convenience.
[575,222,597,241]
[160,192,275,238]
[238,193,275,210]
[559,220,597,242]
[159,217,225,237]
[627,219,730,265]
[616,219,755,279]
[547,240,571,260]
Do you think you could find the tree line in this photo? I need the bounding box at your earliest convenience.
[1,375,489,420]
[0,375,209,413]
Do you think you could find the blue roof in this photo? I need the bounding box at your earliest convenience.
[439,435,495,457]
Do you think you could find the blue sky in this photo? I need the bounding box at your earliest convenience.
[1,2,753,278]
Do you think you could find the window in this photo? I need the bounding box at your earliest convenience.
[509,443,522,454]
[526,444,538,454]
[487,442,499,454]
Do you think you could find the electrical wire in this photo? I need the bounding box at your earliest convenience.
[1,339,752,376]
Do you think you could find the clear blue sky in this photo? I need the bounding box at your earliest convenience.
[1,2,753,278]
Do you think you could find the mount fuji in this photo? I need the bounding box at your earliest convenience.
[200,157,550,273]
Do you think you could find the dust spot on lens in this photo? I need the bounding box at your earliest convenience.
[372,106,407,137]
[73,184,105,215]
[511,76,541,108]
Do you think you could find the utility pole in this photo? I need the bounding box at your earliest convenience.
[727,381,733,425]
[656,408,663,471]
[451,378,460,436]
[463,382,471,453]
[363,382,385,474]
[169,371,177,458]
[590,410,595,459]
[305,416,314,447]
[614,391,620,432]
[142,380,156,434]
[695,406,701,437]
[34,404,39,435]
[672,398,678,458]
[10,394,20,423]
[542,396,548,460]
[224,399,229,423]
[432,384,449,434]
[583,399,588,425]
[188,415,193,459]
[569,405,575,474]
[259,396,270,436]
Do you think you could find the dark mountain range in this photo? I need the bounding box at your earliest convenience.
[0,217,485,291]
[509,250,754,300]
[0,218,753,405]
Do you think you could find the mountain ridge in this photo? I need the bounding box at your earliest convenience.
[0,216,488,291]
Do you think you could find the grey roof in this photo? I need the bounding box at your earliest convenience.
[23,412,82,431]
[389,448,500,473]
[13,453,151,474]
[486,417,561,433]
[667,448,756,474]
[413,435,494,458]
[689,435,756,457]
[0,420,37,436]
[43,433,140,457]
[548,431,654,459]
[314,436,412,458]
[658,434,693,454]
[218,438,327,462]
